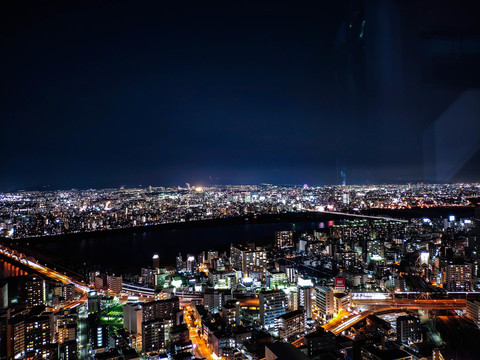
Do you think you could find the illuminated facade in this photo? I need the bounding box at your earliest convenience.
[259,290,287,330]
[230,243,267,276]
[276,309,306,341]
[315,286,334,320]
[445,264,472,291]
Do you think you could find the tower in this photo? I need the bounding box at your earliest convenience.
[153,254,160,269]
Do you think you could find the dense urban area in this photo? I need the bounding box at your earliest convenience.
[1,183,480,360]
[0,183,478,239]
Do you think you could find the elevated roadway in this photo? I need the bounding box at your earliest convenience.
[0,244,90,293]
[352,298,466,310]
[300,208,408,223]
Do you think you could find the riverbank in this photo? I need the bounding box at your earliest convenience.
[8,205,474,244]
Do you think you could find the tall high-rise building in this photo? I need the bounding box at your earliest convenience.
[259,290,287,330]
[25,277,45,308]
[315,286,334,320]
[445,264,472,291]
[56,317,77,344]
[176,253,183,272]
[153,254,160,269]
[396,315,421,345]
[142,297,179,353]
[87,290,100,314]
[25,313,54,359]
[124,303,143,334]
[275,231,294,249]
[142,318,173,353]
[89,324,109,352]
[6,316,25,359]
[230,243,267,276]
[297,285,313,319]
[107,275,122,294]
[186,254,196,273]
[64,283,75,302]
[142,297,179,322]
[276,309,306,342]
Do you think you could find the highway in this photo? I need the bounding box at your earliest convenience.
[300,208,409,223]
[352,298,466,309]
[291,309,353,347]
[0,244,90,293]
[292,297,465,349]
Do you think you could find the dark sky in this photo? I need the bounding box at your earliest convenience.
[1,1,479,191]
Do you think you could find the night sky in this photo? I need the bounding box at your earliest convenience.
[1,1,479,191]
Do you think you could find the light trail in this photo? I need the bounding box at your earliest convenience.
[0,245,90,293]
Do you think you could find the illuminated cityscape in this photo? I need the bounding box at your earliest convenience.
[1,183,478,239]
[2,0,480,359]
[1,183,480,359]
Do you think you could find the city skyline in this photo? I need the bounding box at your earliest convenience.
[1,1,480,359]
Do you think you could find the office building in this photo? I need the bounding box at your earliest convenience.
[334,293,351,314]
[87,290,100,314]
[6,316,25,359]
[56,317,76,344]
[89,324,110,352]
[186,254,196,273]
[304,328,336,357]
[176,253,183,272]
[64,284,75,302]
[222,300,240,327]
[315,286,334,320]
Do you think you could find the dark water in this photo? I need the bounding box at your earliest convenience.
[24,207,474,275]
[28,221,331,273]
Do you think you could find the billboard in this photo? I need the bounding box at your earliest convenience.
[335,277,345,292]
